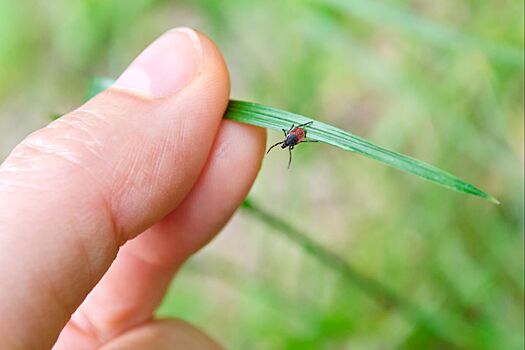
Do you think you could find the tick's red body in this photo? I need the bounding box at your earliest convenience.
[287,127,306,144]
[266,121,317,168]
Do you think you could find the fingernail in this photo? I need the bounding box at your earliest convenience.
[114,28,202,97]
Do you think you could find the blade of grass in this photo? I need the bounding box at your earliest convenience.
[86,77,498,204]
[227,100,498,204]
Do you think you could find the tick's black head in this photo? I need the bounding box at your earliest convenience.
[284,133,299,147]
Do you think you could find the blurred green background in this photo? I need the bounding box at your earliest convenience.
[0,0,523,349]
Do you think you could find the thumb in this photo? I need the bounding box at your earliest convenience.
[0,28,229,349]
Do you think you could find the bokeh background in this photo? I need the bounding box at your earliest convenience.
[0,0,523,349]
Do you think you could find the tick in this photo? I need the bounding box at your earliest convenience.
[266,121,318,168]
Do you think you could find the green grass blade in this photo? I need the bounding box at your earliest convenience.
[227,101,498,204]
[86,77,498,203]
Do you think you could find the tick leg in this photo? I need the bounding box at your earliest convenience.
[288,147,293,169]
[282,129,288,137]
[266,141,284,154]
[302,139,319,143]
[296,121,314,129]
[287,124,295,133]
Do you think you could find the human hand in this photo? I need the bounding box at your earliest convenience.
[0,28,265,349]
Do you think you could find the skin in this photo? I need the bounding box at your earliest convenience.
[0,29,265,349]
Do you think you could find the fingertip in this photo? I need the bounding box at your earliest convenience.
[110,27,230,102]
[101,319,222,350]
